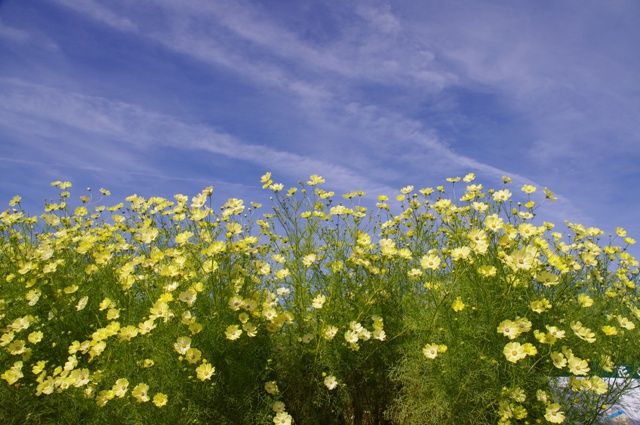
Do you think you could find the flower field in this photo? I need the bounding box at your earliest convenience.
[0,173,638,424]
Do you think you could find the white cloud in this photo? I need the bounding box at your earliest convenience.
[0,20,58,50]
[0,78,394,194]
[40,0,590,219]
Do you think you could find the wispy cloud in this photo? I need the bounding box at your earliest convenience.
[0,78,394,195]
[47,0,546,187]
[0,19,58,50]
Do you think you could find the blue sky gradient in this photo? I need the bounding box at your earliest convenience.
[1,0,639,254]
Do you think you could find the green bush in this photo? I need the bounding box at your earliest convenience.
[0,174,638,424]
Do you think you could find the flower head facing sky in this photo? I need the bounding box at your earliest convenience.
[0,1,638,259]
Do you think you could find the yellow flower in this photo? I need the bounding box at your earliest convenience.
[530,298,552,313]
[63,285,79,294]
[544,403,565,423]
[577,293,593,307]
[503,342,527,363]
[451,297,466,312]
[534,330,556,345]
[477,265,497,277]
[484,214,504,232]
[450,246,471,261]
[307,175,325,186]
[497,320,520,340]
[112,378,129,398]
[587,376,608,394]
[260,171,272,187]
[1,361,23,385]
[422,344,439,359]
[7,340,26,355]
[132,383,150,402]
[617,316,635,330]
[106,308,120,320]
[195,361,215,381]
[492,189,512,202]
[99,298,113,311]
[567,355,590,376]
[173,336,191,355]
[422,343,447,359]
[420,254,441,270]
[311,294,326,309]
[96,389,114,407]
[545,325,566,339]
[225,325,242,341]
[175,231,194,245]
[243,322,258,337]
[184,347,202,364]
[324,375,338,390]
[76,296,89,311]
[323,326,338,340]
[152,392,168,407]
[273,411,293,425]
[536,390,549,403]
[302,253,317,267]
[601,325,618,336]
[521,184,537,194]
[264,380,279,395]
[463,173,476,183]
[570,321,596,343]
[32,360,46,375]
[522,343,537,356]
[118,325,139,341]
[272,401,286,413]
[28,331,43,344]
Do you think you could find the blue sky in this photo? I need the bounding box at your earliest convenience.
[1,0,639,254]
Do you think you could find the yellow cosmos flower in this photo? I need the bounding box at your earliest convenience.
[544,403,565,423]
[225,325,242,341]
[567,355,590,376]
[422,344,439,360]
[451,297,466,312]
[184,347,202,364]
[420,254,441,270]
[477,265,497,277]
[492,189,512,202]
[131,383,150,402]
[264,380,279,395]
[152,392,168,407]
[76,296,89,311]
[570,321,596,343]
[273,411,293,425]
[530,298,552,313]
[195,361,215,381]
[311,294,326,309]
[112,378,129,398]
[577,293,594,307]
[32,360,46,375]
[617,316,635,330]
[1,361,23,385]
[503,342,527,363]
[324,375,338,390]
[27,331,43,344]
[307,175,325,186]
[173,336,191,355]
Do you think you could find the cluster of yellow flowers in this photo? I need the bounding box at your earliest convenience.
[0,173,638,424]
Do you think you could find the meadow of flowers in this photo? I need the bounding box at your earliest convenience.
[0,173,638,424]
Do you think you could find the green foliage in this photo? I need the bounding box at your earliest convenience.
[0,175,638,424]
